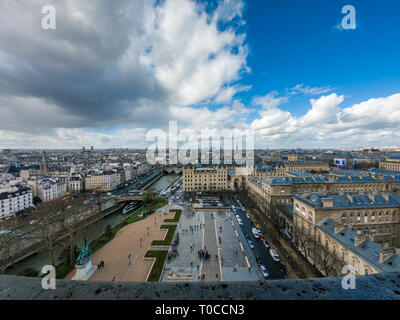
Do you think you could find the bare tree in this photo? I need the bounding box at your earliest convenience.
[313,243,343,277]
[0,229,16,274]
[55,198,85,266]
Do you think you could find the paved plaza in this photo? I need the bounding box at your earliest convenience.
[161,207,261,282]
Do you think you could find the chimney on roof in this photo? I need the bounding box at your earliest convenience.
[334,224,345,234]
[347,195,353,202]
[368,194,375,202]
[354,235,367,247]
[322,198,333,208]
[382,194,389,201]
[379,248,396,264]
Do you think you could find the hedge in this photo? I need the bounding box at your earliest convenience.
[151,224,177,246]
[164,209,182,223]
[144,250,168,282]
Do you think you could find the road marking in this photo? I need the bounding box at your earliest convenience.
[239,242,244,252]
[244,255,251,268]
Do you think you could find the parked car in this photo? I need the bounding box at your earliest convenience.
[246,213,250,219]
[256,256,262,265]
[269,248,280,262]
[260,264,269,278]
[263,240,270,249]
[238,219,243,226]
[248,240,255,249]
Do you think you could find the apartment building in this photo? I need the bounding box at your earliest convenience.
[0,187,33,218]
[36,178,66,202]
[69,176,83,192]
[85,170,118,192]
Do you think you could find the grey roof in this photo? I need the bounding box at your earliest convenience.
[293,193,400,210]
[316,218,400,273]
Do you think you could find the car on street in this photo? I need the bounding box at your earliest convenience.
[238,218,243,226]
[263,240,270,249]
[248,240,255,249]
[252,227,260,239]
[269,248,280,262]
[256,256,262,265]
[246,213,250,219]
[260,264,269,278]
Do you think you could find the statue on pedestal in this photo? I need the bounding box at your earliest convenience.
[72,238,97,281]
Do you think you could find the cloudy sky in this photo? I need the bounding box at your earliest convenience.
[0,0,399,149]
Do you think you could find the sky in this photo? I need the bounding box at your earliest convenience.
[0,0,399,149]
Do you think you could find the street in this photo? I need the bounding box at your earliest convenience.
[233,202,287,280]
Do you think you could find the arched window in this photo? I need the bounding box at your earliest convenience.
[364,213,368,223]
[349,213,353,224]
[371,212,375,222]
[378,212,382,222]
[357,213,361,223]
[342,214,346,223]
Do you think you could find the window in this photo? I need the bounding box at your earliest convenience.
[364,213,368,223]
[342,214,346,223]
[357,213,361,223]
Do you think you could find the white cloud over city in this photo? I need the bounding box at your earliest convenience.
[0,0,399,149]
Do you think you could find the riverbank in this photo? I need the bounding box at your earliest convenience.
[66,198,172,281]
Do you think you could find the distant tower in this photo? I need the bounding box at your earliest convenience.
[91,146,94,152]
[82,146,86,153]
[40,150,47,172]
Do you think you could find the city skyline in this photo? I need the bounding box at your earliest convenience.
[1,0,399,148]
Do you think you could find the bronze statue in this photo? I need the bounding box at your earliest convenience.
[76,238,92,266]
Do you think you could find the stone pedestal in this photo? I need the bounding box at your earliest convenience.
[72,258,97,281]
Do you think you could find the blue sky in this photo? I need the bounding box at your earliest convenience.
[0,0,399,149]
[221,0,400,118]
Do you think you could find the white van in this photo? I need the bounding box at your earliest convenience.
[269,248,280,262]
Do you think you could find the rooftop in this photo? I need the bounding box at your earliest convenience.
[317,218,400,273]
[293,193,400,210]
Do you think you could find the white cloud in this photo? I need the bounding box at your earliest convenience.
[250,92,400,148]
[252,91,289,109]
[290,84,333,95]
[0,0,248,147]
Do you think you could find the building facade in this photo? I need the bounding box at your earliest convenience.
[0,187,33,218]
[379,157,400,171]
[182,167,229,192]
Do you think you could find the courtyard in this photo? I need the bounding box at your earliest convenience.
[161,207,261,282]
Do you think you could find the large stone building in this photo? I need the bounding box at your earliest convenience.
[292,193,400,249]
[379,156,400,171]
[182,166,229,192]
[315,218,400,276]
[246,173,400,211]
